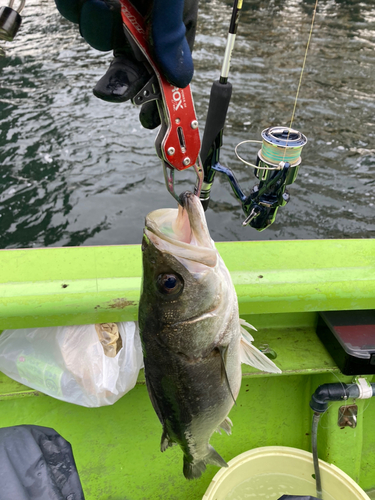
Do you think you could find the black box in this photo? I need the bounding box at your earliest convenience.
[317,310,375,375]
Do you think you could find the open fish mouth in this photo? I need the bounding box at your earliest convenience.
[143,191,217,267]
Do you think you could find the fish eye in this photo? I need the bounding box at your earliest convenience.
[157,273,183,295]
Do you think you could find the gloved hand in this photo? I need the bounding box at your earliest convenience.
[54,0,199,128]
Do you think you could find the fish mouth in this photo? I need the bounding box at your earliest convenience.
[143,191,217,266]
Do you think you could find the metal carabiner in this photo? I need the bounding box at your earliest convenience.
[8,0,25,13]
[163,157,204,205]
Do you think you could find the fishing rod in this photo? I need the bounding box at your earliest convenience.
[195,0,309,231]
[195,0,241,210]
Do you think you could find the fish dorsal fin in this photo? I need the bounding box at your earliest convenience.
[240,321,282,374]
[217,345,237,406]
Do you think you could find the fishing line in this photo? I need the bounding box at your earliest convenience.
[235,1,318,171]
[283,0,319,160]
[359,397,373,418]
[198,0,316,230]
[316,402,339,430]
[328,368,348,393]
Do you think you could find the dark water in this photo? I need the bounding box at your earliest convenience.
[0,0,374,248]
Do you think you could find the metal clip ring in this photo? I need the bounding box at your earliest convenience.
[9,0,25,13]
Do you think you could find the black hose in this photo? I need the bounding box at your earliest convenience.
[309,381,375,499]
[309,382,375,413]
[311,413,323,499]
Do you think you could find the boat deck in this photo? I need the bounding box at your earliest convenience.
[1,239,375,498]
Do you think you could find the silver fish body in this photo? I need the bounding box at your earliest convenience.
[139,192,279,479]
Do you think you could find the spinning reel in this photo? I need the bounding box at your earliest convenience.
[198,125,307,231]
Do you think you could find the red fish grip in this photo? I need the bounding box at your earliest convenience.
[120,1,201,172]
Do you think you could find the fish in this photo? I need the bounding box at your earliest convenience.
[138,191,281,480]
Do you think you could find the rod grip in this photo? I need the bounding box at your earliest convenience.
[200,80,233,165]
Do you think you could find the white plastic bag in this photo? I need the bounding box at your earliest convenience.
[0,322,144,407]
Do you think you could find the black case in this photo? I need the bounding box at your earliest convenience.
[317,310,375,375]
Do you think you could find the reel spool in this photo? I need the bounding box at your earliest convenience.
[235,126,307,185]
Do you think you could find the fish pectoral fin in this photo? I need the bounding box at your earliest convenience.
[160,428,175,452]
[217,345,237,406]
[218,344,228,384]
[240,329,282,374]
[217,416,233,436]
[145,373,165,425]
[183,446,228,480]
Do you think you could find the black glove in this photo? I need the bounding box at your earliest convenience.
[54,0,199,128]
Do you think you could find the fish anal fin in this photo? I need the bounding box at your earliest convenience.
[217,345,237,406]
[218,416,233,436]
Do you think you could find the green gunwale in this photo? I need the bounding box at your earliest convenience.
[1,239,374,329]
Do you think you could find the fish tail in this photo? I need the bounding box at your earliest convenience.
[183,457,207,480]
[183,446,228,480]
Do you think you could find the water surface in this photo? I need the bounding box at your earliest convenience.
[0,0,374,247]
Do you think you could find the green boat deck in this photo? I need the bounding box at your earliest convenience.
[1,239,375,499]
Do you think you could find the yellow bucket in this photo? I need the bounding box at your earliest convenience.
[203,446,370,500]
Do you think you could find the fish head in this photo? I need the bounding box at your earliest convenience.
[139,192,238,356]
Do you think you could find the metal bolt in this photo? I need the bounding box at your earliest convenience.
[190,120,198,129]
[183,157,191,166]
[167,147,175,156]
